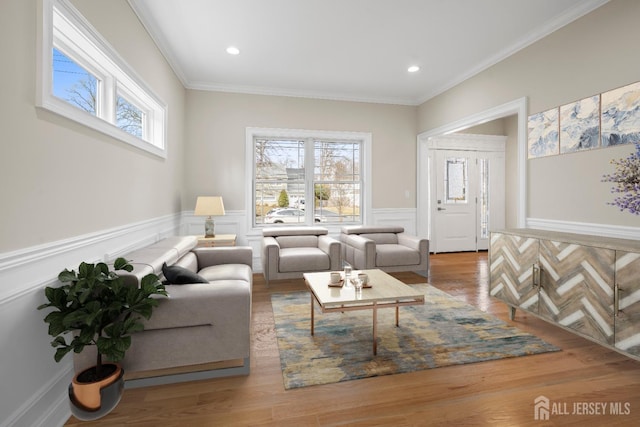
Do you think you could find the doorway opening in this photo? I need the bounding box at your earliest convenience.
[429,137,505,253]
[416,97,528,247]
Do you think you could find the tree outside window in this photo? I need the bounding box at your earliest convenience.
[53,48,97,115]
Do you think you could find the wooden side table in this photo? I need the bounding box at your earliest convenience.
[196,234,237,247]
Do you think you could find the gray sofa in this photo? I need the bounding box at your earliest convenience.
[340,225,429,274]
[74,236,253,387]
[261,226,341,285]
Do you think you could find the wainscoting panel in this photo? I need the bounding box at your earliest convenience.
[370,208,418,236]
[0,213,182,427]
[0,214,183,303]
[181,210,248,245]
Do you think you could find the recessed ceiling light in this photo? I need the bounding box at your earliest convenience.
[407,65,420,73]
[226,46,240,55]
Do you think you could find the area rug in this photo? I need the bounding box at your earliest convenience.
[271,283,560,389]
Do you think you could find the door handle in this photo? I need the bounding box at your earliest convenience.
[532,263,541,287]
[437,207,446,211]
[615,284,623,317]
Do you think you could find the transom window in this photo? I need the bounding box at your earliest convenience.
[248,128,371,228]
[52,48,97,115]
[116,94,144,139]
[38,0,167,157]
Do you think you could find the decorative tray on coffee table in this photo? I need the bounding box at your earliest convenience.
[327,280,372,288]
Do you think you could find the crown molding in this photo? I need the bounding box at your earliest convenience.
[414,0,610,104]
[127,0,190,88]
[186,80,418,106]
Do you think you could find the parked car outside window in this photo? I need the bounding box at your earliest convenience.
[264,208,323,224]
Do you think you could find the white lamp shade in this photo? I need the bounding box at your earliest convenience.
[194,196,225,216]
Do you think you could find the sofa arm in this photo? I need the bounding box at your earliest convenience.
[318,235,342,270]
[193,246,253,269]
[261,236,280,280]
[398,233,429,254]
[343,234,373,251]
[341,234,375,269]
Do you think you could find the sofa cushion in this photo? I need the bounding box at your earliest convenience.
[162,263,209,285]
[173,252,199,272]
[123,237,198,275]
[360,233,399,244]
[199,264,253,283]
[152,236,198,258]
[118,263,155,288]
[375,244,420,267]
[279,247,330,272]
[125,248,179,274]
[276,235,319,248]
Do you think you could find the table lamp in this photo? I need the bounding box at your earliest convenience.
[194,196,225,237]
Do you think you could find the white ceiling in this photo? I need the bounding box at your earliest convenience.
[129,0,608,106]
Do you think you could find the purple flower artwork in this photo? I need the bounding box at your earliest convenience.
[602,142,640,215]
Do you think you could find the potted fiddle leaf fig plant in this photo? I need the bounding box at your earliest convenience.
[38,257,167,419]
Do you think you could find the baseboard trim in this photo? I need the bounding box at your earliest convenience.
[526,218,640,240]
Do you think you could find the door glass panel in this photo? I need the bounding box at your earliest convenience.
[444,157,468,203]
[479,158,490,238]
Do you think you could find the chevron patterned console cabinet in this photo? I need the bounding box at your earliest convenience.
[489,229,640,360]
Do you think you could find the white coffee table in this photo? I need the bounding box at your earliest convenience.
[303,269,425,355]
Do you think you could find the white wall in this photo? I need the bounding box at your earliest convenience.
[0,1,186,425]
[417,0,640,232]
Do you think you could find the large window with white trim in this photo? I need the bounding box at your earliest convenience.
[38,0,167,157]
[249,128,371,227]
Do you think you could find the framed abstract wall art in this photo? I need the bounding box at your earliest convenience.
[559,95,600,154]
[528,107,559,158]
[601,81,640,147]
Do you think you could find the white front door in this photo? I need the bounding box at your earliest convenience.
[434,150,478,252]
[430,143,505,253]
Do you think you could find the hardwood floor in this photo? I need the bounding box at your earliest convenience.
[66,252,640,426]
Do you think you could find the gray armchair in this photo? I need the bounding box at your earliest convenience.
[340,225,429,274]
[261,226,342,286]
